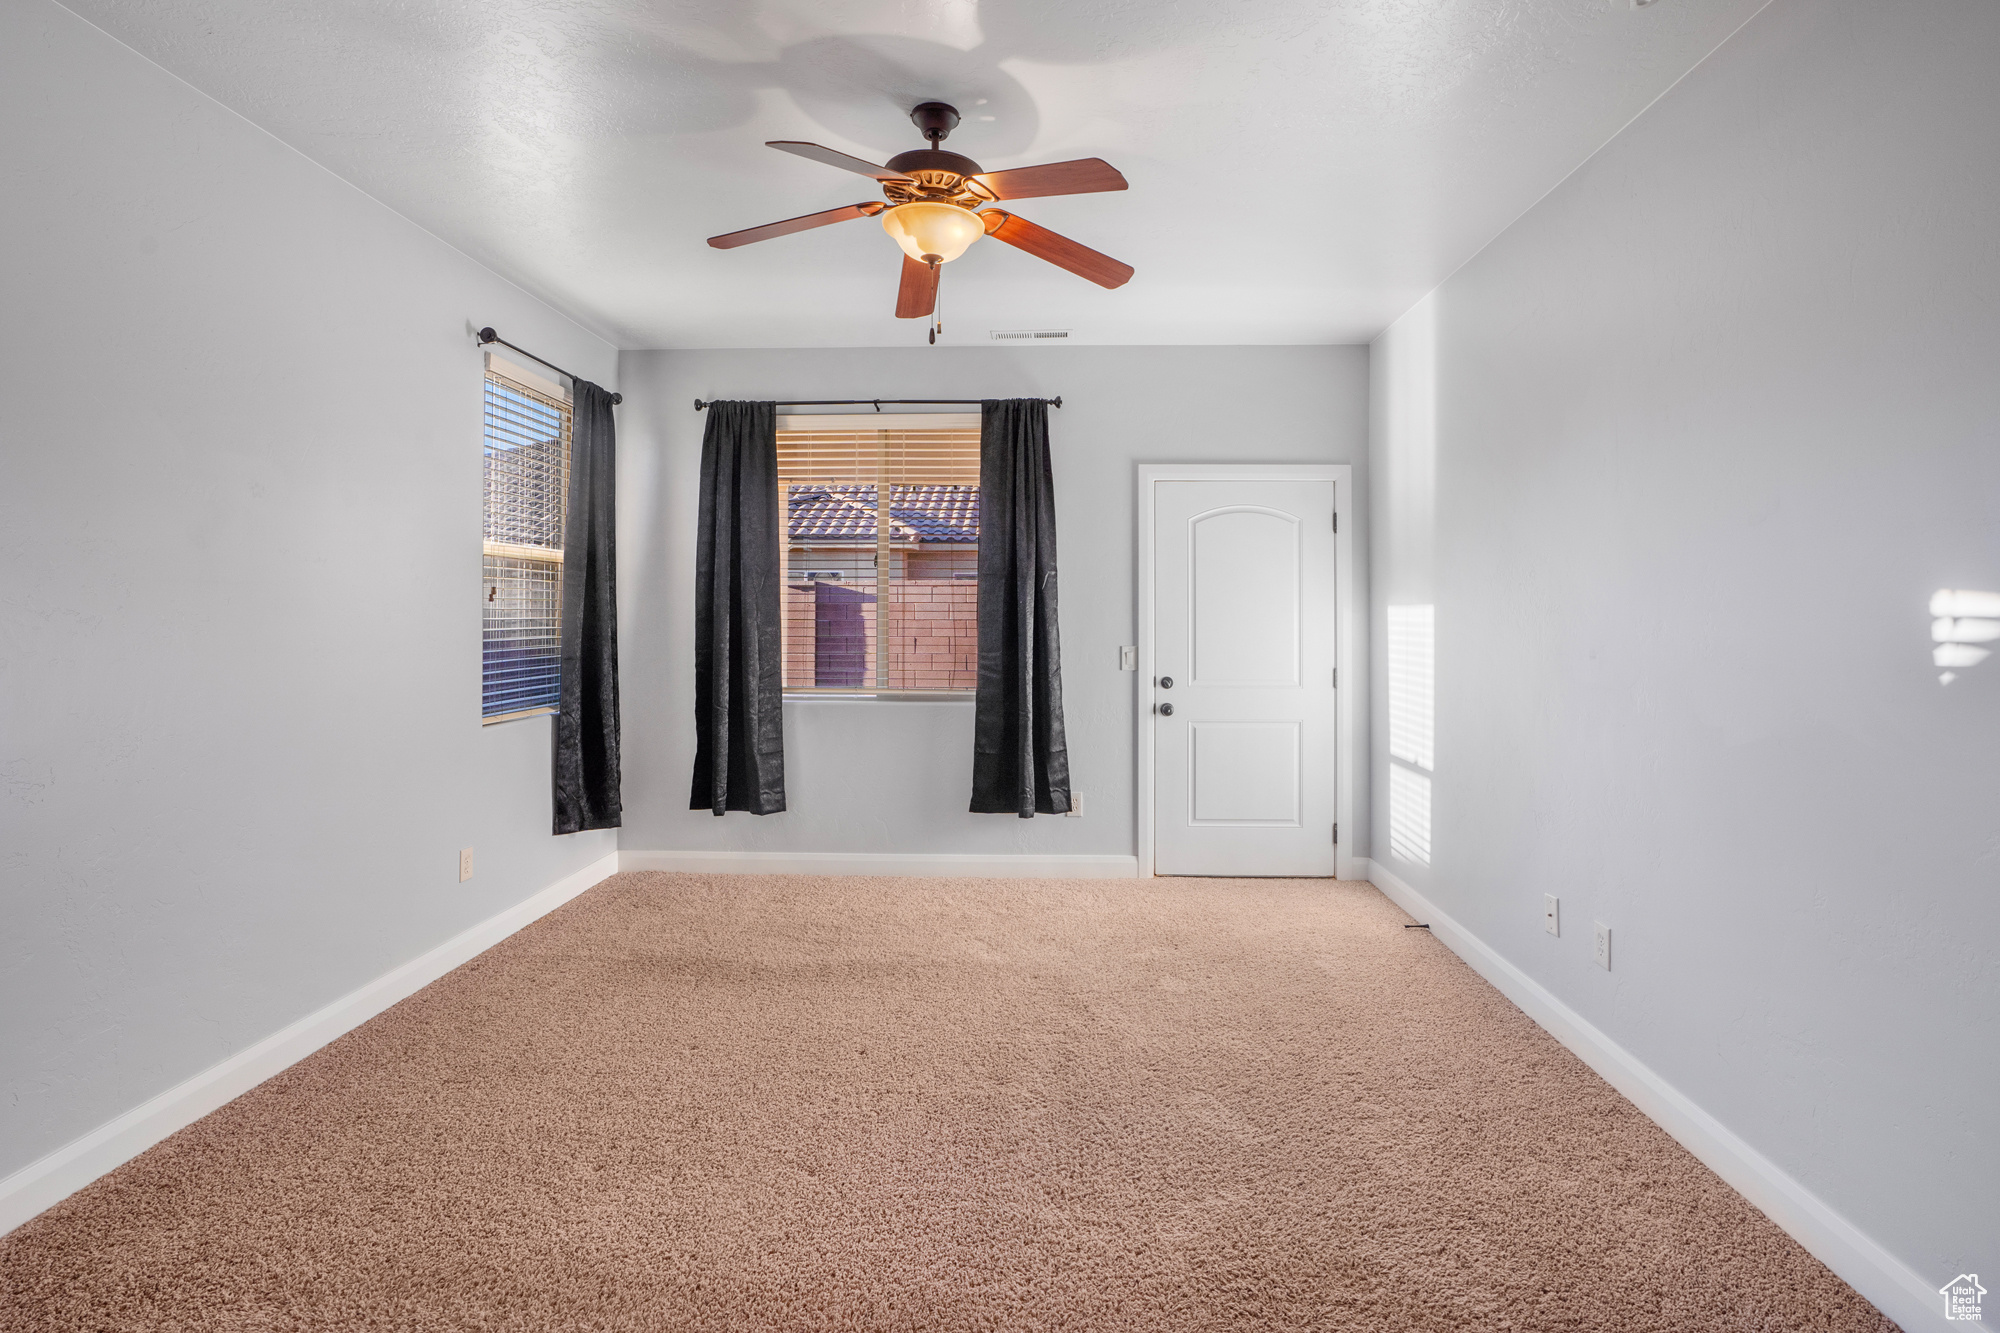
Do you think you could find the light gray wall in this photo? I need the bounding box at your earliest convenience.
[0,0,617,1178]
[1369,292,1439,899]
[1370,0,1998,1290]
[615,346,1368,860]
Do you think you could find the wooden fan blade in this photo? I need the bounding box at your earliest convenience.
[767,141,914,183]
[982,211,1134,289]
[970,158,1127,201]
[896,255,939,319]
[708,202,883,249]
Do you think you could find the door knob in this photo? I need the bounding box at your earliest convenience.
[1160,676,1174,689]
[1159,702,1174,716]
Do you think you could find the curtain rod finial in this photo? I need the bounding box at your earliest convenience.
[695,398,708,411]
[476,326,497,345]
[610,393,623,406]
[1051,396,1062,408]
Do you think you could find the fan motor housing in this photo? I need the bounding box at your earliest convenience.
[885,149,983,180]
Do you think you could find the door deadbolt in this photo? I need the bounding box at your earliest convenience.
[1159,676,1174,689]
[1158,702,1174,716]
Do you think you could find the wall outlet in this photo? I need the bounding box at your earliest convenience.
[1593,921,1612,970]
[459,847,474,882]
[1543,894,1560,937]
[1066,792,1083,817]
[1119,645,1137,671]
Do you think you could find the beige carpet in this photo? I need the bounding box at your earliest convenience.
[1,873,1894,1331]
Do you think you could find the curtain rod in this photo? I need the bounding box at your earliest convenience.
[693,397,1060,411]
[477,327,622,405]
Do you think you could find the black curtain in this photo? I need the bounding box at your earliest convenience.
[971,398,1071,816]
[552,380,622,834]
[690,401,787,815]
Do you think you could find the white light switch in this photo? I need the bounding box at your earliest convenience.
[1544,894,1559,937]
[1120,645,1137,671]
[459,847,474,882]
[1593,921,1612,970]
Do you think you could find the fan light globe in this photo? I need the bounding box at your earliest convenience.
[881,202,985,264]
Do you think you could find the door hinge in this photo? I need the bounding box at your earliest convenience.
[1331,511,1339,533]
[1332,823,1339,844]
[1331,667,1338,688]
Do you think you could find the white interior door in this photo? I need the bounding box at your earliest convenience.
[1153,478,1338,876]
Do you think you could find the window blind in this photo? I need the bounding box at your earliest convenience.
[482,370,570,719]
[776,416,982,694]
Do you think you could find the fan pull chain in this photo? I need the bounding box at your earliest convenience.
[930,258,943,345]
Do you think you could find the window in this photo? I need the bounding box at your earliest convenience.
[482,356,570,720]
[1386,603,1435,864]
[778,414,981,695]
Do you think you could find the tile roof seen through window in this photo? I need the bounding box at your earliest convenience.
[788,484,979,544]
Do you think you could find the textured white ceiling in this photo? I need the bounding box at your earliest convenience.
[63,0,1767,348]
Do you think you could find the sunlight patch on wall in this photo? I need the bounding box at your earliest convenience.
[1389,764,1433,865]
[1387,605,1435,769]
[1387,604,1435,864]
[1931,588,2000,684]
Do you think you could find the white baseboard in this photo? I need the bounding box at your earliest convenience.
[1358,858,1949,1333]
[619,849,1141,879]
[0,850,621,1239]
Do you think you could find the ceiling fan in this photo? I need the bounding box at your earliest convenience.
[707,102,1134,340]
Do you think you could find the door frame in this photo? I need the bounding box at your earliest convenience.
[1135,463,1359,879]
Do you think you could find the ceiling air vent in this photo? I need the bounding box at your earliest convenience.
[990,329,1071,340]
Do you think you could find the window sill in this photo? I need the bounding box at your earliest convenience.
[483,705,557,725]
[783,692,974,703]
